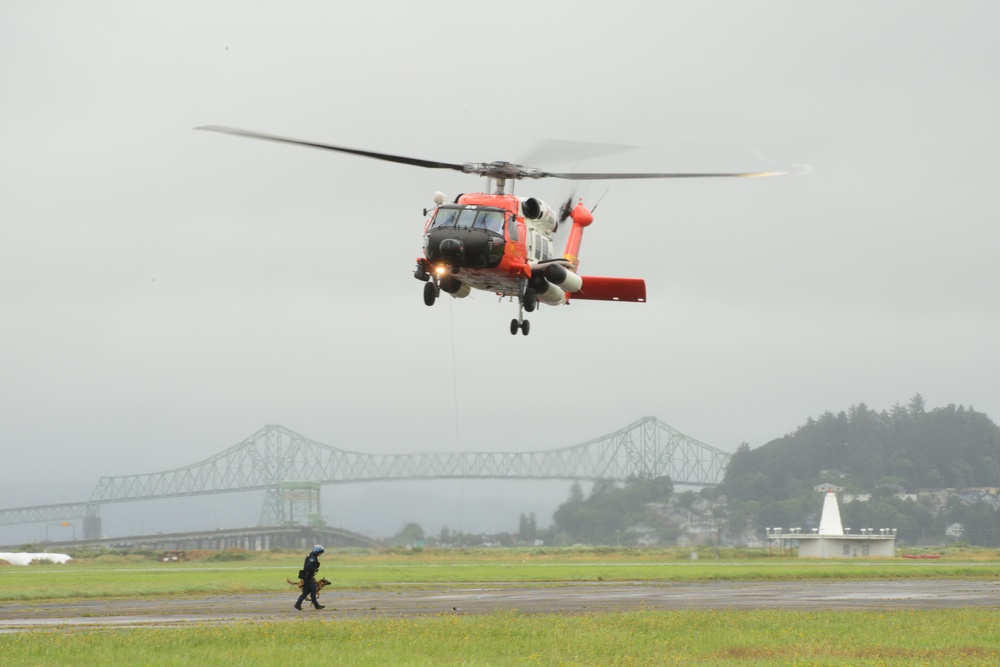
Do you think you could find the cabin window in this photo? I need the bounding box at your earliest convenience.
[529,232,550,260]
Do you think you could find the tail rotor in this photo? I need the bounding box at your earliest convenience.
[555,191,577,234]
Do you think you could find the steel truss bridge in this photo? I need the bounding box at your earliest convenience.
[0,416,729,540]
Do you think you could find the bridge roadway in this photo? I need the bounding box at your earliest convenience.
[0,525,380,552]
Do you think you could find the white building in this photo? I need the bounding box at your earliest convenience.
[770,491,896,558]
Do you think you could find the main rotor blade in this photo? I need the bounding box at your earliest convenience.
[518,138,637,171]
[536,169,785,180]
[195,126,469,173]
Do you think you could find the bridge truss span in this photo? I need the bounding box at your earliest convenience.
[2,416,730,534]
[89,416,728,502]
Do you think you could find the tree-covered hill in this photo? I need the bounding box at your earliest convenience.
[718,396,1000,545]
[723,395,1000,501]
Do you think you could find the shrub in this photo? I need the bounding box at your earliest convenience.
[205,549,251,562]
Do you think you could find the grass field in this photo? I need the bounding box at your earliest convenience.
[3,608,999,666]
[2,547,999,665]
[1,546,998,602]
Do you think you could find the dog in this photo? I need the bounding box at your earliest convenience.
[287,576,332,598]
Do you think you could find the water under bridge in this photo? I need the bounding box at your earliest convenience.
[0,416,729,541]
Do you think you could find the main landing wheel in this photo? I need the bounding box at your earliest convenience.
[509,319,530,335]
[423,281,437,306]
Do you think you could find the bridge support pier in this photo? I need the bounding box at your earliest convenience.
[83,515,102,540]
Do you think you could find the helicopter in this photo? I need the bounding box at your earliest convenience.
[196,126,782,335]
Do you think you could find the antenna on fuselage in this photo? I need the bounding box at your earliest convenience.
[591,188,610,213]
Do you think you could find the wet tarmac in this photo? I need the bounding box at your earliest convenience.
[1,579,998,631]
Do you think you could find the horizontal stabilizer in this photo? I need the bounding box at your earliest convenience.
[568,276,646,303]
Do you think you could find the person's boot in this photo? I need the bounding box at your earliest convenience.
[313,604,325,609]
[294,602,302,610]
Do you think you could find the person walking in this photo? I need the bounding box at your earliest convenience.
[294,544,326,610]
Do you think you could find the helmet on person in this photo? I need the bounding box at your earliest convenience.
[312,545,325,554]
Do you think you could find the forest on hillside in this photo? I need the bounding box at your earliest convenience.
[718,395,1000,545]
[391,397,1000,548]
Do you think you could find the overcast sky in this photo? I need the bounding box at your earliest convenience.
[2,2,999,543]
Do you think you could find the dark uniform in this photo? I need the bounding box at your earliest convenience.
[294,545,325,610]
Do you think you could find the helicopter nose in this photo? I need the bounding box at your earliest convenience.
[426,229,500,269]
[439,237,464,259]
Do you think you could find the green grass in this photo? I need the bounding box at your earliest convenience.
[2,609,999,666]
[3,548,1000,665]
[0,549,1000,602]
[1,547,998,602]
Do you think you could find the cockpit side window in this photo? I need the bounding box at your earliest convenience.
[431,207,460,229]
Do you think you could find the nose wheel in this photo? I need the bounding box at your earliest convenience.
[423,280,438,306]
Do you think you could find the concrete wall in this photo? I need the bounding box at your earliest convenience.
[798,537,895,558]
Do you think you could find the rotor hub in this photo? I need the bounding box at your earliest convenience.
[462,161,542,180]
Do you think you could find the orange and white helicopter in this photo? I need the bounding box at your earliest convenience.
[197,126,780,335]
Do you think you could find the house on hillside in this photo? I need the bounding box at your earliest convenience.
[917,489,951,514]
[627,523,659,546]
[646,495,727,547]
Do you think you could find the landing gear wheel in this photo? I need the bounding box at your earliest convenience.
[423,281,437,306]
[523,287,537,313]
[510,319,519,335]
[521,319,530,336]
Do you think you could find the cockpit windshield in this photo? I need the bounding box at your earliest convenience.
[430,206,505,235]
[474,210,505,233]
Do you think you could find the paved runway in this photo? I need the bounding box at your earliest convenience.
[2,579,998,631]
